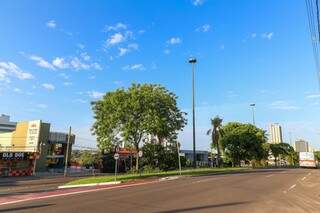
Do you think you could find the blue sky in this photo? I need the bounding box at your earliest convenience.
[0,0,319,150]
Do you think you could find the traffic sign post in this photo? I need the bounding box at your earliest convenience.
[138,151,143,176]
[114,153,119,181]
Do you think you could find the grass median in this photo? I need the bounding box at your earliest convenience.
[65,167,249,186]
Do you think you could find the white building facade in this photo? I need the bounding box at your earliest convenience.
[268,123,283,144]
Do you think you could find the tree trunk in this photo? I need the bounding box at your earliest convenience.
[136,154,139,171]
[130,149,133,170]
[216,139,221,167]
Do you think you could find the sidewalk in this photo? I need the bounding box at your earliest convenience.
[0,179,158,206]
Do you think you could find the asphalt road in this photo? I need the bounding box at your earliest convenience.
[0,168,319,213]
[0,173,106,197]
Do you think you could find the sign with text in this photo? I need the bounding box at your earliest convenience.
[0,152,31,160]
[26,120,41,148]
[299,152,316,168]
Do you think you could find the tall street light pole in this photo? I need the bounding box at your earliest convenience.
[189,57,197,168]
[250,103,256,125]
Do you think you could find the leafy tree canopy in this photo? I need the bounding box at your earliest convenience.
[91,83,187,169]
[220,122,268,166]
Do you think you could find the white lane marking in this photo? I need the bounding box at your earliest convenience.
[301,176,307,181]
[0,180,158,206]
[288,184,296,191]
[193,178,217,183]
[266,174,274,178]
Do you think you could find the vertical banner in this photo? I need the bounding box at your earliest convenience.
[26,120,41,152]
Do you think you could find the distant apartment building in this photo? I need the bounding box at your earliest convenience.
[0,115,16,133]
[295,140,309,152]
[268,123,283,144]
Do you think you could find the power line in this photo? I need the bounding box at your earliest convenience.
[305,0,320,90]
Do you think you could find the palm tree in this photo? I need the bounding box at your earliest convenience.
[207,116,223,167]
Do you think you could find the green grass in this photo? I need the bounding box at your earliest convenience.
[65,167,249,186]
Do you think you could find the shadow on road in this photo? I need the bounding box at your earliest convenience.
[194,168,307,178]
[0,204,54,212]
[156,201,251,213]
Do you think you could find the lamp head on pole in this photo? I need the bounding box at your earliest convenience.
[188,57,197,64]
[250,103,256,107]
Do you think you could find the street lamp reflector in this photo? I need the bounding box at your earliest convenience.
[188,57,197,64]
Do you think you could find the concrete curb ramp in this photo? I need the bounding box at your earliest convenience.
[58,181,122,189]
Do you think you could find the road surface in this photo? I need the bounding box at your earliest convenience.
[0,168,319,213]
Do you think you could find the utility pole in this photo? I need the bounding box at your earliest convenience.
[250,103,256,125]
[64,126,72,177]
[289,132,293,146]
[33,141,44,176]
[176,142,182,175]
[188,57,197,168]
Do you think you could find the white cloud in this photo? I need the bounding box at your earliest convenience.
[63,82,73,86]
[118,43,139,56]
[13,88,21,93]
[113,81,123,86]
[0,62,33,81]
[119,47,129,56]
[87,91,104,99]
[89,75,96,80]
[77,43,85,50]
[167,37,182,45]
[80,52,90,61]
[46,20,56,28]
[270,101,299,111]
[164,49,171,54]
[220,44,225,50]
[91,62,102,70]
[30,55,55,70]
[58,73,69,79]
[106,33,126,46]
[73,99,87,104]
[51,56,101,71]
[192,0,205,6]
[37,104,48,109]
[262,32,274,40]
[42,83,55,91]
[251,33,257,38]
[306,93,320,98]
[122,64,145,71]
[196,24,211,32]
[52,57,69,69]
[128,43,139,50]
[70,57,90,70]
[105,23,127,32]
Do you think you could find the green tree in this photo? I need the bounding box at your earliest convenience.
[206,116,223,167]
[73,151,101,168]
[270,143,295,166]
[220,122,268,167]
[91,83,187,170]
[314,151,320,162]
[141,142,186,171]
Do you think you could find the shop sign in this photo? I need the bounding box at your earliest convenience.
[26,120,41,147]
[0,152,30,160]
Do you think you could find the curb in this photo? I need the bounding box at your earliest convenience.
[58,181,122,189]
[159,176,180,182]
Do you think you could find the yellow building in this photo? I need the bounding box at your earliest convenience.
[0,120,74,177]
